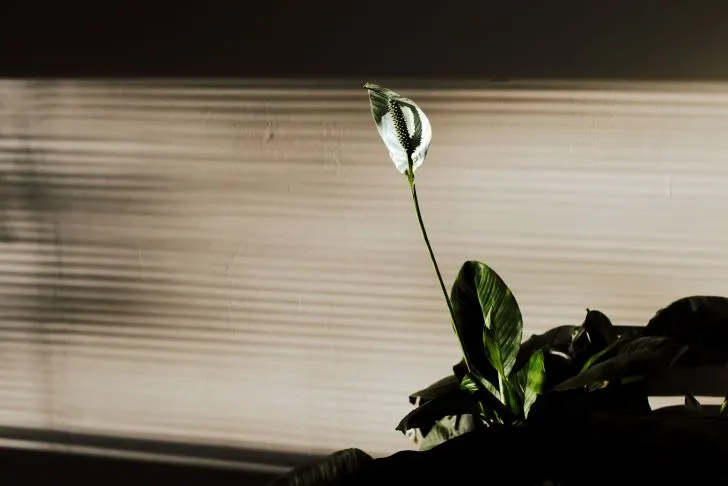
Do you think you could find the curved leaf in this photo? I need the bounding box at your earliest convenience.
[553,336,688,391]
[582,309,618,348]
[408,375,461,406]
[646,295,728,366]
[511,349,546,418]
[645,295,728,341]
[460,371,501,403]
[364,83,432,174]
[395,391,480,435]
[417,414,478,451]
[567,310,620,372]
[579,330,641,373]
[451,261,523,388]
[617,336,683,359]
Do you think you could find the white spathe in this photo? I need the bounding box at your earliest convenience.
[364,83,433,174]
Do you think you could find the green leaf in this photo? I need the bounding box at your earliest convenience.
[460,372,513,424]
[511,350,546,418]
[363,83,432,174]
[417,414,478,451]
[720,397,728,415]
[553,336,688,391]
[451,261,523,388]
[460,371,501,403]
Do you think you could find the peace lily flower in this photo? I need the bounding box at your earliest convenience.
[363,82,466,367]
[363,83,433,177]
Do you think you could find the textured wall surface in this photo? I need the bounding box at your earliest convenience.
[1,80,727,458]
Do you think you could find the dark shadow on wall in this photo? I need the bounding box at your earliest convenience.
[0,424,323,481]
[0,81,325,483]
[0,83,187,425]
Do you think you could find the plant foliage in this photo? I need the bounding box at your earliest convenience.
[363,83,728,451]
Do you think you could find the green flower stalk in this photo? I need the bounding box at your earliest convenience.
[363,82,468,368]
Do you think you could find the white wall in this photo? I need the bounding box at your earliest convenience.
[1,80,727,457]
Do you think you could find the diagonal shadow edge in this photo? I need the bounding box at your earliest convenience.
[0,424,325,474]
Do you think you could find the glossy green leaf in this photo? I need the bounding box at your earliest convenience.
[511,349,546,418]
[720,397,728,415]
[460,371,501,403]
[460,372,513,424]
[363,83,432,174]
[451,261,523,388]
[417,414,478,451]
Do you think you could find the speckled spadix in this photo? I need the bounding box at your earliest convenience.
[364,83,432,174]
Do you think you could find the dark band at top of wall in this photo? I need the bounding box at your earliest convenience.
[0,1,725,80]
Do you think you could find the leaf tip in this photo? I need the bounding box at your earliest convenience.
[363,82,380,91]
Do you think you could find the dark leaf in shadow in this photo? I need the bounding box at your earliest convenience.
[269,448,373,486]
[685,394,704,412]
[515,325,575,372]
[395,391,480,436]
[583,309,618,349]
[452,358,468,382]
[407,375,461,406]
[569,309,619,371]
[553,336,687,391]
[419,415,478,451]
[578,329,642,374]
[645,295,728,366]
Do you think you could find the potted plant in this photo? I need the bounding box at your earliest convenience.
[270,84,728,486]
